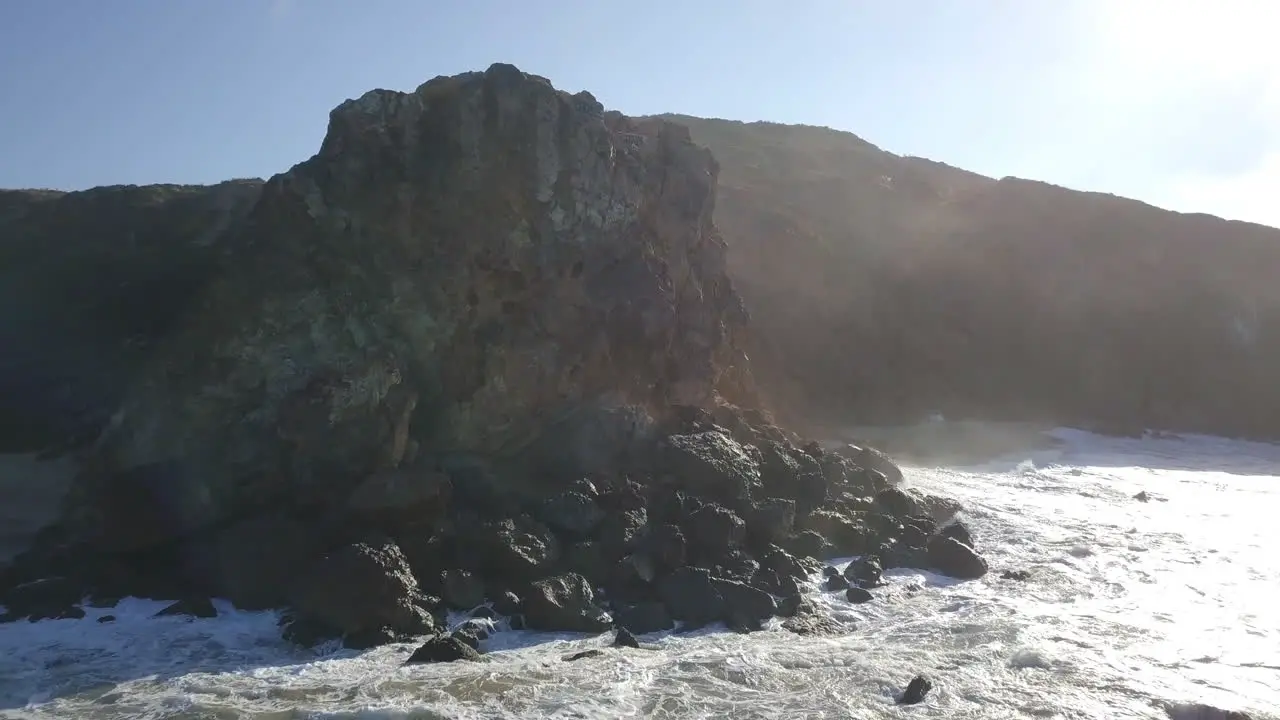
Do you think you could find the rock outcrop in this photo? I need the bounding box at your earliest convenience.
[46,63,755,553]
[1,65,987,648]
[663,115,1280,440]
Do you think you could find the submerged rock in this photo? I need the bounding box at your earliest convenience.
[897,674,933,705]
[405,635,482,664]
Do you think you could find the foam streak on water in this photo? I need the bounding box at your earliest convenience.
[1,429,1277,719]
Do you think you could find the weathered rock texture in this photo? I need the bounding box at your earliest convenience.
[2,67,992,649]
[663,115,1280,439]
[47,65,753,542]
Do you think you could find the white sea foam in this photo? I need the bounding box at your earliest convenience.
[1,427,1276,719]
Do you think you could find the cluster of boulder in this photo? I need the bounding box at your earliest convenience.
[1,402,987,664]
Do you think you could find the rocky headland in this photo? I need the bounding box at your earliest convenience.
[0,65,986,659]
[663,115,1280,441]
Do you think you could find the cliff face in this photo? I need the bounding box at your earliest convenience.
[664,115,1280,438]
[63,65,753,544]
[0,182,263,454]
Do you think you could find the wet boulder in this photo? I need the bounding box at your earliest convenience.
[660,431,760,506]
[405,634,482,664]
[657,566,724,628]
[926,535,988,579]
[749,568,800,597]
[287,538,437,644]
[521,573,612,633]
[939,520,974,548]
[873,487,917,519]
[844,556,884,588]
[799,510,869,556]
[757,545,808,582]
[613,627,641,648]
[845,587,873,603]
[824,573,850,591]
[712,578,776,631]
[847,445,903,486]
[897,674,933,705]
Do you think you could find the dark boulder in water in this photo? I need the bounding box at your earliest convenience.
[897,674,933,704]
[926,535,989,579]
[613,627,641,648]
[563,649,606,662]
[845,586,873,604]
[712,578,776,629]
[286,539,436,645]
[1000,569,1032,582]
[844,556,884,588]
[405,635,482,664]
[939,519,974,549]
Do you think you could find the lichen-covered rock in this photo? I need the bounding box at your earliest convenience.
[78,62,756,541]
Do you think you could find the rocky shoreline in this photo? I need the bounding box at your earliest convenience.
[0,65,990,668]
[1,402,988,663]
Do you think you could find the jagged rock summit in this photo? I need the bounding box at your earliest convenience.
[69,62,755,545]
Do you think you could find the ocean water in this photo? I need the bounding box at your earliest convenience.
[1,427,1276,719]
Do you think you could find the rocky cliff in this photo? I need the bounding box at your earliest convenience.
[2,67,983,654]
[49,64,756,549]
[0,181,263,454]
[664,115,1280,439]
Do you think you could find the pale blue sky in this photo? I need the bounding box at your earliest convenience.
[2,0,1277,226]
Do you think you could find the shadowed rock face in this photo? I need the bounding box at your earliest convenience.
[662,115,1280,439]
[61,64,754,541]
[0,181,263,454]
